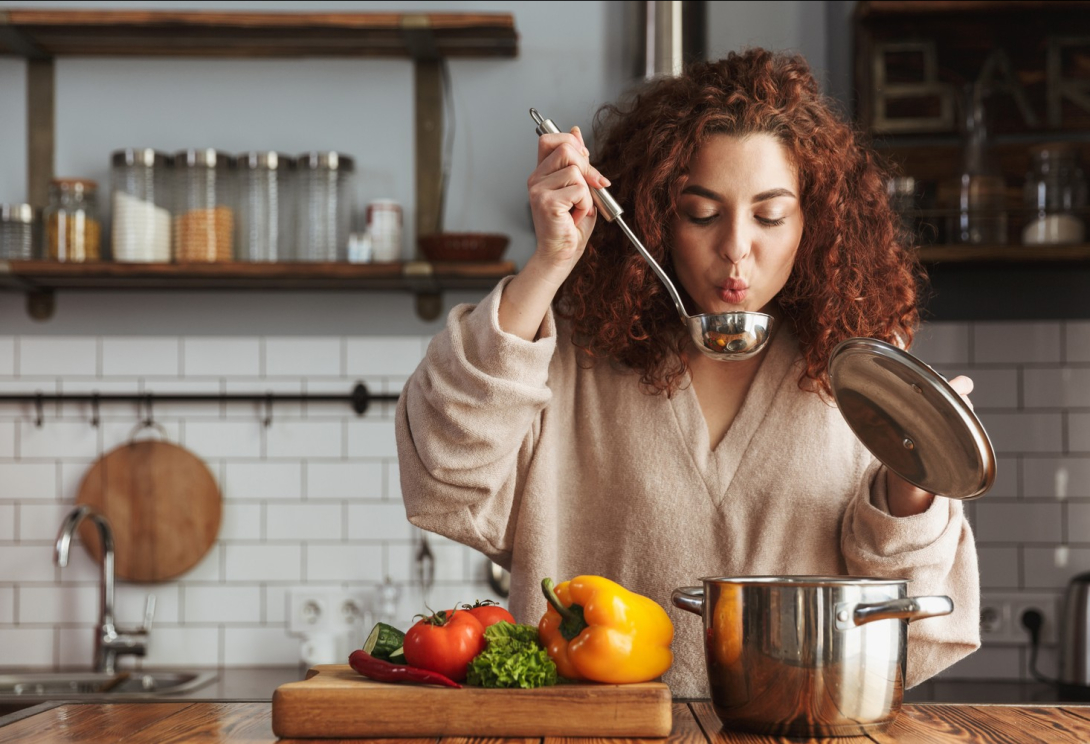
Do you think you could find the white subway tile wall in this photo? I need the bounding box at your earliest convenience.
[0,324,1086,681]
[0,338,14,377]
[0,334,502,670]
[1069,322,1090,363]
[0,587,13,624]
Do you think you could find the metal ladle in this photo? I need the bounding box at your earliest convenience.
[530,108,774,361]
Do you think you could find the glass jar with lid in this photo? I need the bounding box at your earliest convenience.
[237,151,295,262]
[111,148,172,263]
[940,82,1007,245]
[1022,143,1088,246]
[295,151,354,261]
[43,178,101,262]
[0,204,36,260]
[173,149,236,262]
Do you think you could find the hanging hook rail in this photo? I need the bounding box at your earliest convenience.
[0,382,396,419]
[263,392,274,428]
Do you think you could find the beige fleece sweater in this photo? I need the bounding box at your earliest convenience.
[396,277,980,698]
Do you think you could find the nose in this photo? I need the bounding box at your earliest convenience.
[718,215,751,264]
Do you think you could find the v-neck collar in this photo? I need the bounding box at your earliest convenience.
[668,325,800,505]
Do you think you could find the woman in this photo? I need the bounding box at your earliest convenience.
[395,49,979,697]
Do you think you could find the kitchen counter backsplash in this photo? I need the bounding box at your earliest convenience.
[0,333,497,669]
[1,320,1089,682]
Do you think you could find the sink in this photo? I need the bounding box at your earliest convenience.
[0,670,217,699]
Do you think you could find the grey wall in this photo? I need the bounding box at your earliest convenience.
[0,0,840,336]
[707,1,826,87]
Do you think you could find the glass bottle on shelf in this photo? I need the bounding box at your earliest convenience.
[111,148,172,263]
[43,178,102,262]
[887,176,936,246]
[944,83,1007,246]
[1022,144,1087,246]
[173,149,237,263]
[237,151,295,262]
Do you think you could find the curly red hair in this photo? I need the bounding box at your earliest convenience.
[556,48,923,395]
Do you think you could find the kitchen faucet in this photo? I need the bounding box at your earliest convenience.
[55,505,155,675]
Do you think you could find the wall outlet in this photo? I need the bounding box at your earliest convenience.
[288,588,372,636]
[979,592,1061,645]
[288,588,332,635]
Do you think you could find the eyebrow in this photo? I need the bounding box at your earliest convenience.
[681,184,798,203]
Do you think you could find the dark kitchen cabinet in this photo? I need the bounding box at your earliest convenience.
[854,1,1090,320]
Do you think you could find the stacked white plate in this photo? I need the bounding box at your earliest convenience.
[112,191,172,262]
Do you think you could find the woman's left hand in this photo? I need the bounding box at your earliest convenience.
[885,375,974,517]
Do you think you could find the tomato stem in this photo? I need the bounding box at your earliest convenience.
[414,607,461,627]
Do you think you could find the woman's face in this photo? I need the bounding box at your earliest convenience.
[672,133,803,316]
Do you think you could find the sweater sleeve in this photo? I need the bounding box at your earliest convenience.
[841,462,981,687]
[395,277,557,567]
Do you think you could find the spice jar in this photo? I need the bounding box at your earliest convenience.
[1022,144,1088,246]
[295,151,354,262]
[43,178,101,262]
[173,149,236,262]
[237,151,294,262]
[0,204,36,260]
[111,148,172,263]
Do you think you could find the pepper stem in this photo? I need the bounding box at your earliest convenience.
[542,578,588,640]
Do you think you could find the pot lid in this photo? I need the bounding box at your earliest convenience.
[828,337,995,500]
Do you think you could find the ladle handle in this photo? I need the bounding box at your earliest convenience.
[613,218,691,321]
[528,108,691,321]
[529,108,622,223]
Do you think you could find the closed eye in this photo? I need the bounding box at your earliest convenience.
[757,216,786,227]
[686,214,717,226]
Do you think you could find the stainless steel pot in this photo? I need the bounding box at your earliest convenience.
[1060,571,1090,692]
[672,576,953,738]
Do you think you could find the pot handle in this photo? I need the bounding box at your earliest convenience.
[836,595,953,630]
[672,586,705,615]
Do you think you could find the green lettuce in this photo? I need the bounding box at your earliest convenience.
[466,621,558,689]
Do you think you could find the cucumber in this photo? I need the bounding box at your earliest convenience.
[364,622,407,664]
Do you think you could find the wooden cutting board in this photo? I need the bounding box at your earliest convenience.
[76,439,221,582]
[271,664,673,739]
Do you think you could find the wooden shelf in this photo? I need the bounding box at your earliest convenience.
[0,9,518,59]
[0,260,516,321]
[857,1,1090,18]
[0,8,520,320]
[0,259,515,291]
[917,245,1090,263]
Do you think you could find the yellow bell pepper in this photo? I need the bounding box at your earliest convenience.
[538,575,674,684]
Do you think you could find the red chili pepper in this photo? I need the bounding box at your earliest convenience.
[348,649,462,689]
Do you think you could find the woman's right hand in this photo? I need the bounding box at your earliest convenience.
[527,125,611,278]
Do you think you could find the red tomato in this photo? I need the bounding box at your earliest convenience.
[403,609,485,682]
[462,601,516,629]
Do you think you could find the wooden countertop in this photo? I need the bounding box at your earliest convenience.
[4,700,1090,743]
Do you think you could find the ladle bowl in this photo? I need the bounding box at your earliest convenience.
[613,217,775,361]
[688,311,774,361]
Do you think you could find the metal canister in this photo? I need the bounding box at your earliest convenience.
[295,151,354,262]
[0,204,36,259]
[237,151,295,262]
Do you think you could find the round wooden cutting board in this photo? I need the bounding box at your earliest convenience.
[76,439,222,582]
